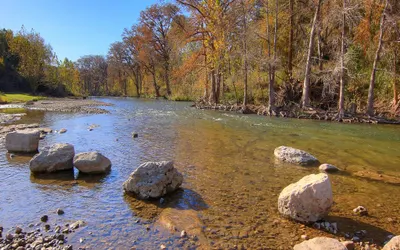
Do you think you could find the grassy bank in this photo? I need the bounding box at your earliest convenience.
[0,93,46,104]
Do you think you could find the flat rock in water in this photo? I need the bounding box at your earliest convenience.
[278,173,333,222]
[73,152,111,174]
[123,161,183,199]
[383,236,400,250]
[29,143,75,173]
[5,129,40,153]
[294,237,347,250]
[274,146,318,166]
[319,163,339,173]
[156,208,208,246]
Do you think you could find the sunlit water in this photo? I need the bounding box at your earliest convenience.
[0,97,399,249]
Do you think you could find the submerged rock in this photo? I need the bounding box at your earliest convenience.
[5,129,40,153]
[274,146,318,166]
[30,143,75,173]
[383,236,400,250]
[278,173,333,222]
[123,161,183,199]
[70,220,86,230]
[156,208,208,246]
[73,152,111,174]
[59,128,67,134]
[319,163,339,173]
[294,237,347,250]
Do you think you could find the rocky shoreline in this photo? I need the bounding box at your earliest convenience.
[0,211,86,250]
[0,98,112,115]
[194,102,400,125]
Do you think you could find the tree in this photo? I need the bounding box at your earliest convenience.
[366,0,388,116]
[301,0,323,108]
[338,0,347,119]
[140,3,180,96]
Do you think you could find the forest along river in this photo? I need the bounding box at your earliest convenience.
[0,97,399,249]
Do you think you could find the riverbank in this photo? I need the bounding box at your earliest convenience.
[195,102,400,125]
[0,98,112,115]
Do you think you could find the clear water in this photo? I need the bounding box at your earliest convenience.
[0,97,399,249]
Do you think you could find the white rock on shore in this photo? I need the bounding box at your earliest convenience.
[274,146,318,166]
[383,235,400,250]
[123,161,183,199]
[73,152,111,174]
[5,129,40,153]
[29,143,75,173]
[278,173,333,222]
[294,237,347,250]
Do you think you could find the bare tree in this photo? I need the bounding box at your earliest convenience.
[301,0,323,108]
[367,0,388,116]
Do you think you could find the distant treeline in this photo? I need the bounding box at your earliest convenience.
[1,0,399,116]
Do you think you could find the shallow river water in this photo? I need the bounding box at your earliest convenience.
[0,97,399,249]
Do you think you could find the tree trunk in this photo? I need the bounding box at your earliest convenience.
[164,62,171,96]
[209,69,216,104]
[317,32,323,71]
[367,0,388,116]
[152,65,160,97]
[288,0,294,80]
[301,0,322,108]
[338,0,346,119]
[269,0,278,113]
[393,49,398,107]
[242,0,248,106]
[266,0,275,113]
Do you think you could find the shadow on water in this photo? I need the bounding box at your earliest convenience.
[5,152,34,164]
[76,171,110,184]
[30,170,111,189]
[124,188,209,221]
[324,216,395,246]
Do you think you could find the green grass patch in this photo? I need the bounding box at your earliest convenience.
[0,93,46,103]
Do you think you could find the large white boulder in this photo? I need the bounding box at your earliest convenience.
[123,161,183,199]
[294,237,347,250]
[383,236,400,250]
[274,146,318,166]
[73,152,111,174]
[5,129,40,153]
[29,143,75,173]
[278,173,333,222]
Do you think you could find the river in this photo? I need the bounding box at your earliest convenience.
[0,97,399,249]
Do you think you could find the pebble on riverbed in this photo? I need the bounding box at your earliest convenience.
[41,215,49,222]
[57,208,65,215]
[353,206,368,216]
[0,225,70,250]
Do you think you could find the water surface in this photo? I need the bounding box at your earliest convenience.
[0,97,399,249]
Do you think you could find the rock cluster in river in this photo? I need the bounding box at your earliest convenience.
[278,173,333,222]
[274,146,319,166]
[123,161,183,199]
[30,143,75,173]
[73,152,111,174]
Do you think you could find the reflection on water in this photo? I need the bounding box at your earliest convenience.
[0,97,399,249]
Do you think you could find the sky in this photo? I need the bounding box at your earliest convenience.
[0,0,162,61]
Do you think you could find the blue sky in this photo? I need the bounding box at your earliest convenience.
[0,0,162,61]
